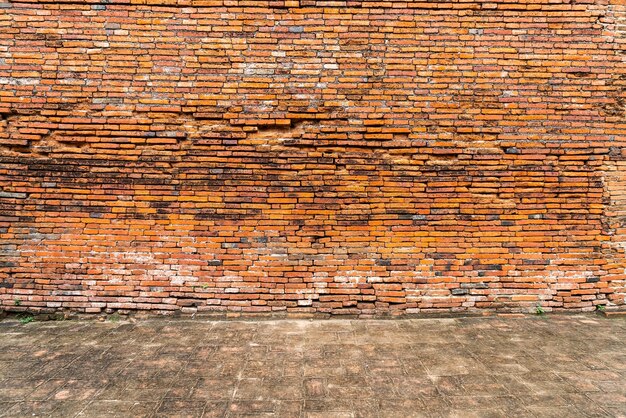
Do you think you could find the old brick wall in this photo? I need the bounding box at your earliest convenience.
[1,0,625,316]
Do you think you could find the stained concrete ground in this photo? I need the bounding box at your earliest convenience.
[0,315,625,418]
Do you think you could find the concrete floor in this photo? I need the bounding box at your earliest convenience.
[0,314,624,417]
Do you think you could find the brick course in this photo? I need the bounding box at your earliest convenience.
[1,0,625,316]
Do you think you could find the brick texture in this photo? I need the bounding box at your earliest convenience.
[1,0,625,316]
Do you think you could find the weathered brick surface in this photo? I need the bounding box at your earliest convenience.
[1,0,625,316]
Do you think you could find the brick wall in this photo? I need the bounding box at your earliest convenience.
[1,0,625,316]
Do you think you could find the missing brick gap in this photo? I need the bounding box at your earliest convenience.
[500,146,521,155]
[244,119,320,150]
[255,118,316,132]
[0,109,18,122]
